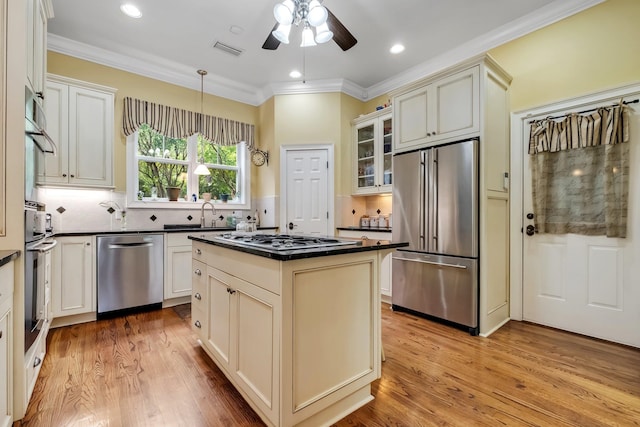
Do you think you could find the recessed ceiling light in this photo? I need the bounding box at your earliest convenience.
[289,70,302,78]
[390,44,405,54]
[120,3,142,18]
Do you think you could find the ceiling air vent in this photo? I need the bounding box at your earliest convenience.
[213,41,244,57]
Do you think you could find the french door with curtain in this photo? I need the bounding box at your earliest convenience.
[521,94,640,348]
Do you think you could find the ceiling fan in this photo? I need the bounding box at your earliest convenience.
[262,0,357,51]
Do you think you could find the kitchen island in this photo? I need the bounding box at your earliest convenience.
[188,233,407,427]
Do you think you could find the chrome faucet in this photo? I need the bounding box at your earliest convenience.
[200,201,217,227]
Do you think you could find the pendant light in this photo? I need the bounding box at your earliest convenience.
[194,69,211,176]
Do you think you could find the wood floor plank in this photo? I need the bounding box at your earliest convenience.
[16,304,640,427]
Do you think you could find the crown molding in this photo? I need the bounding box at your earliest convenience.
[48,0,603,106]
[366,0,604,99]
[48,34,264,106]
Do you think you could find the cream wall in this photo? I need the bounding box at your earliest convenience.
[491,0,638,111]
[47,52,259,192]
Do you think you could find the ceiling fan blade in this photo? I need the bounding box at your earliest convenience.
[262,23,281,50]
[326,8,357,51]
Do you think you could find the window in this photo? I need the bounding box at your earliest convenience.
[127,124,249,208]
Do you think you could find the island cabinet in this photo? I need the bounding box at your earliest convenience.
[191,241,382,427]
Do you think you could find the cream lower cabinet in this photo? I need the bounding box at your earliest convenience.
[205,265,280,425]
[51,236,95,319]
[165,233,193,300]
[0,260,14,427]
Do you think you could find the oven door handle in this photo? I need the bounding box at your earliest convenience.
[27,239,58,253]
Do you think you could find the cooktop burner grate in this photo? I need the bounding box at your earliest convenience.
[213,233,360,251]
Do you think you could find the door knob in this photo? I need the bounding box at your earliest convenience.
[288,222,297,230]
[526,213,534,220]
[526,225,536,236]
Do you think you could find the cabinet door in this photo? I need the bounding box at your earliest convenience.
[394,85,430,152]
[166,245,193,299]
[354,121,376,193]
[0,309,11,427]
[40,81,69,185]
[379,115,393,192]
[431,66,479,141]
[233,280,279,423]
[207,268,232,367]
[68,87,114,187]
[51,236,94,317]
[32,0,47,98]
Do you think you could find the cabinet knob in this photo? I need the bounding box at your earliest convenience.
[196,248,202,255]
[36,91,44,99]
[86,242,91,246]
[194,292,202,300]
[62,173,67,177]
[194,320,201,329]
[0,330,3,339]
[226,287,236,295]
[34,357,42,368]
[194,269,202,276]
[70,174,75,178]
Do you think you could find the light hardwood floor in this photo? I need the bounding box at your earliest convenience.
[16,304,640,426]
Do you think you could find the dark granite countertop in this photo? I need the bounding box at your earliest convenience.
[337,226,392,232]
[53,226,278,237]
[0,250,20,268]
[188,234,408,261]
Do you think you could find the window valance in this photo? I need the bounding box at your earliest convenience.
[528,102,629,154]
[122,97,255,148]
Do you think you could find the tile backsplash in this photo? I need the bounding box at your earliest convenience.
[38,187,277,233]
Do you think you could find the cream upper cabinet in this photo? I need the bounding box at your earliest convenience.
[51,236,95,318]
[352,110,393,195]
[26,0,52,102]
[393,66,479,153]
[40,75,116,188]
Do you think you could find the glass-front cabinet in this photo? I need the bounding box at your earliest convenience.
[352,109,392,195]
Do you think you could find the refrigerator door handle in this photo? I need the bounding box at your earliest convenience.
[432,148,439,252]
[420,151,426,250]
[398,257,468,270]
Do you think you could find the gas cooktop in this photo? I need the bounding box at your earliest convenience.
[212,233,361,251]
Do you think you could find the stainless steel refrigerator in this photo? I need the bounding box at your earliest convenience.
[392,139,479,335]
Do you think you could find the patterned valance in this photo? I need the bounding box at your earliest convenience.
[528,102,629,154]
[122,97,255,148]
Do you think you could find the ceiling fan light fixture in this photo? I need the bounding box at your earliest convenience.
[120,3,142,18]
[274,0,295,24]
[300,25,317,47]
[272,23,291,44]
[314,22,333,44]
[307,1,328,27]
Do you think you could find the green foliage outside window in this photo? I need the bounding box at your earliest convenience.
[135,124,241,201]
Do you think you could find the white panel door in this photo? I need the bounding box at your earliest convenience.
[284,149,329,235]
[522,104,640,348]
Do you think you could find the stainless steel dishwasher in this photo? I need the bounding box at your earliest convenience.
[97,234,164,318]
